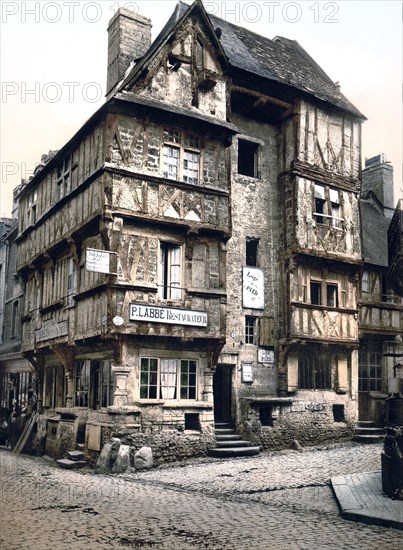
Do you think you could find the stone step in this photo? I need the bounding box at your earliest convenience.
[355,427,385,436]
[215,434,243,441]
[56,458,88,470]
[356,421,377,428]
[214,422,234,430]
[216,440,252,448]
[208,446,261,458]
[354,436,384,444]
[67,450,85,461]
[76,443,85,451]
[215,428,236,435]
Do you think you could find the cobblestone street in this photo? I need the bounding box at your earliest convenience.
[1,443,402,549]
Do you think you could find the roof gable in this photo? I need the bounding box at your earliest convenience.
[120,1,229,121]
[121,1,228,93]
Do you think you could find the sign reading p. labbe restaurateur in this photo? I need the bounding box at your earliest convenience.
[129,304,208,327]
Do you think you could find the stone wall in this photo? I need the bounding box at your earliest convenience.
[240,393,355,450]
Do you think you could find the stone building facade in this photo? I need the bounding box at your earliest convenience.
[7,0,393,461]
[358,157,403,425]
[0,187,34,427]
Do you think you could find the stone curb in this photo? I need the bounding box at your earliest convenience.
[331,471,403,531]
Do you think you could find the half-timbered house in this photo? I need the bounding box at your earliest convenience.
[14,0,371,460]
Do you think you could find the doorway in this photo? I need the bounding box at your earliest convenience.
[358,341,384,423]
[213,364,233,423]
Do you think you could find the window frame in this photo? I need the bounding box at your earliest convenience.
[27,190,37,226]
[66,256,78,307]
[245,316,257,345]
[73,359,114,409]
[10,300,19,339]
[298,350,333,390]
[237,138,259,178]
[56,157,71,200]
[308,279,341,309]
[140,357,198,401]
[158,242,183,302]
[313,184,343,229]
[44,365,65,409]
[246,237,259,267]
[162,128,201,185]
[359,343,383,393]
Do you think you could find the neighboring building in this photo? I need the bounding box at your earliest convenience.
[0,185,34,426]
[358,156,403,425]
[11,0,368,460]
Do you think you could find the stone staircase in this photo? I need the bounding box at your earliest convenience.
[354,421,385,444]
[208,422,260,458]
[56,445,88,469]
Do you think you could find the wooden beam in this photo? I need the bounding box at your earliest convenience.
[232,85,292,110]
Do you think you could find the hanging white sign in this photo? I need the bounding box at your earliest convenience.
[243,267,264,309]
[86,248,116,274]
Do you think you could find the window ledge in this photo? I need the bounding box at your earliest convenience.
[134,400,212,409]
[40,301,64,315]
[291,302,357,314]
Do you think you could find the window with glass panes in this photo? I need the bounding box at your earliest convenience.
[359,343,383,392]
[299,350,332,390]
[74,360,114,409]
[140,358,197,400]
[159,243,182,301]
[313,184,343,228]
[245,316,257,344]
[66,257,77,306]
[162,128,200,184]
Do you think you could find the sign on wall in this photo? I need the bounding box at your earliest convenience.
[35,319,69,343]
[129,304,208,327]
[243,267,264,309]
[258,348,275,364]
[86,248,117,275]
[241,362,253,383]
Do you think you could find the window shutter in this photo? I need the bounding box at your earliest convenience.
[287,353,298,392]
[337,356,348,393]
[259,317,274,346]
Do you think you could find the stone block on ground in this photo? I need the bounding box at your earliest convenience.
[95,443,112,474]
[133,446,153,470]
[111,444,131,474]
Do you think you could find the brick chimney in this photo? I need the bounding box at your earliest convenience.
[362,154,395,218]
[106,8,152,97]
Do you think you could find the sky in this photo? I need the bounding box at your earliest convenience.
[0,0,401,217]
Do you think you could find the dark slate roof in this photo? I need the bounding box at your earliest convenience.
[139,1,364,119]
[360,199,390,266]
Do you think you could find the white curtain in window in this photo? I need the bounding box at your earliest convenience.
[169,246,181,300]
[160,359,177,399]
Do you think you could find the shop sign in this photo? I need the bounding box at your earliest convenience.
[35,319,69,343]
[258,348,275,364]
[129,304,208,327]
[241,362,253,383]
[86,248,117,275]
[243,267,264,309]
